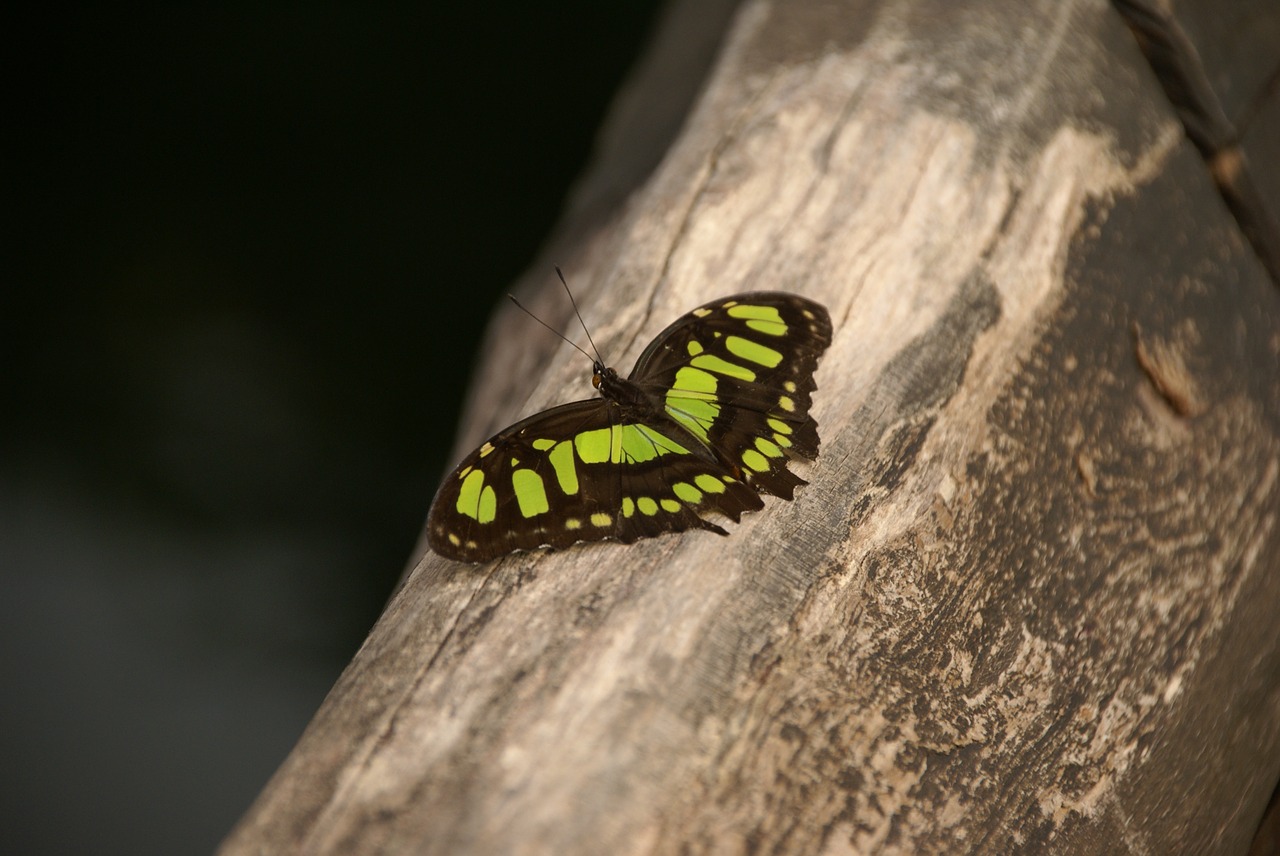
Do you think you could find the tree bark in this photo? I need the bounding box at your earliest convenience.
[223,0,1280,853]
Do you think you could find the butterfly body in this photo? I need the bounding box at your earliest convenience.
[429,292,832,562]
[591,364,719,463]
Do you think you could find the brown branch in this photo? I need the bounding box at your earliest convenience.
[223,0,1280,853]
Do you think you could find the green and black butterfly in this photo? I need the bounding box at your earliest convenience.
[428,286,832,562]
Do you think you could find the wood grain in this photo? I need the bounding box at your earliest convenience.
[223,0,1280,852]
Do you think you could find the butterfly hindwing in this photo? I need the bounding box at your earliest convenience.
[428,290,831,563]
[427,400,764,562]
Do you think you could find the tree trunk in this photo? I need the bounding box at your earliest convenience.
[222,0,1280,853]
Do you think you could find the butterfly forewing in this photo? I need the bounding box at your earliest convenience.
[630,293,832,498]
[428,291,831,563]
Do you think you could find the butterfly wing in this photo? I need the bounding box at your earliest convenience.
[629,292,832,499]
[427,399,764,563]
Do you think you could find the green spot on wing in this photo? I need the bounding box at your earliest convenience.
[742,449,770,472]
[457,469,487,520]
[746,318,787,336]
[547,440,578,495]
[512,469,549,517]
[666,367,720,442]
[725,335,783,368]
[691,353,756,381]
[673,366,717,394]
[755,437,784,458]
[672,482,702,503]
[575,426,617,463]
[666,398,718,443]
[478,485,496,523]
[727,304,785,323]
[619,424,690,463]
[695,474,727,494]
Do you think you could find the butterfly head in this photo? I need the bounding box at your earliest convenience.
[594,360,634,396]
[591,361,610,389]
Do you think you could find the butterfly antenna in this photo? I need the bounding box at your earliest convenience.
[555,266,604,364]
[507,292,595,364]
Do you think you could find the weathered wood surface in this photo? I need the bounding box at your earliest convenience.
[223,0,1280,853]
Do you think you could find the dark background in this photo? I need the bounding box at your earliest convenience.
[4,4,668,853]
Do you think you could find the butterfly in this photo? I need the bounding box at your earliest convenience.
[428,284,832,562]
